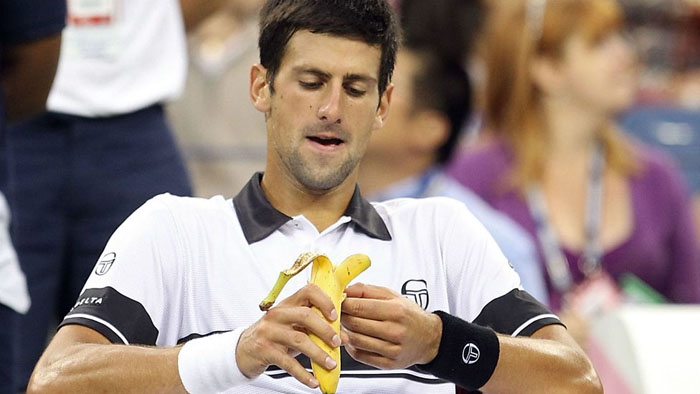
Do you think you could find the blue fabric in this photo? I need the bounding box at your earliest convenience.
[620,106,700,193]
[370,169,550,305]
[0,304,17,394]
[5,105,192,390]
[0,0,66,45]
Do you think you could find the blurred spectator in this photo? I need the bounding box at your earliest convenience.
[359,0,548,304]
[4,0,232,390]
[167,0,267,197]
[446,0,700,318]
[0,1,65,392]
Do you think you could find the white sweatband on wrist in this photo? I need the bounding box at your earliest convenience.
[177,327,255,393]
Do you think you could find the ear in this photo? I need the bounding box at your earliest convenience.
[250,64,272,113]
[530,55,564,96]
[372,83,393,130]
[408,109,450,153]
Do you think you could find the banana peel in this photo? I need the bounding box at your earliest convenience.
[259,252,371,394]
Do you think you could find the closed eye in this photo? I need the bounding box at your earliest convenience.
[299,81,322,90]
[345,86,366,97]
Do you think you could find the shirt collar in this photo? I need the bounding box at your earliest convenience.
[233,172,392,244]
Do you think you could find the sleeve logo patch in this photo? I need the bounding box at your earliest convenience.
[95,252,116,275]
[462,343,480,365]
[73,296,104,310]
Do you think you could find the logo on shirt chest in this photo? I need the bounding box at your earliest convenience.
[95,252,116,276]
[401,279,429,310]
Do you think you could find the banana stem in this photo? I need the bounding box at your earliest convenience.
[259,271,293,311]
[259,252,319,311]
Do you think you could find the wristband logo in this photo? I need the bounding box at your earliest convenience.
[462,343,480,365]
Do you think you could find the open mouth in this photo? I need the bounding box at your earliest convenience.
[307,136,344,146]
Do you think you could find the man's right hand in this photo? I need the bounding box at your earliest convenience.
[235,283,342,389]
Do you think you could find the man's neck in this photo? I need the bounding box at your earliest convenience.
[261,168,358,233]
[358,153,434,197]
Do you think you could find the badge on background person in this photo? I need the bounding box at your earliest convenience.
[565,270,622,318]
[64,0,122,59]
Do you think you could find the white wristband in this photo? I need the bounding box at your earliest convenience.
[177,327,255,393]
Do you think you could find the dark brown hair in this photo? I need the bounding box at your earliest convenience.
[259,0,400,97]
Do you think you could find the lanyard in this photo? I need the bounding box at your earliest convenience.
[526,142,605,293]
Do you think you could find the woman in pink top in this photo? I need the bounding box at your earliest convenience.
[447,0,700,318]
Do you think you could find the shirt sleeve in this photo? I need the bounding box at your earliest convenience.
[0,0,66,44]
[58,195,183,345]
[440,198,561,336]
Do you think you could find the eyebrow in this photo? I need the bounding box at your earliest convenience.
[293,66,377,86]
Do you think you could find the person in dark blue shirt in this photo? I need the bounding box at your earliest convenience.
[0,1,66,392]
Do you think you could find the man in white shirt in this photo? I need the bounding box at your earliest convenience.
[29,1,601,393]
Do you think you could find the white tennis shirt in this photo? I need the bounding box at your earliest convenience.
[61,173,560,393]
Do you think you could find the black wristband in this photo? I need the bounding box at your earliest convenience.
[416,311,500,390]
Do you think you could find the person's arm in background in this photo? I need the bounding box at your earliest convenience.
[0,0,65,123]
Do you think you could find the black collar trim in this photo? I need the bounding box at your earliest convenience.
[233,173,392,244]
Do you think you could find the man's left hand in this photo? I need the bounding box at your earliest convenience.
[340,283,442,369]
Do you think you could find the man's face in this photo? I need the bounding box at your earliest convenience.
[256,30,391,191]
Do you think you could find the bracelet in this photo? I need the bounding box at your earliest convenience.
[177,327,254,393]
[416,311,500,390]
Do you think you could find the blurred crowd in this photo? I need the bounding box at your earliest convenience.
[1,0,699,393]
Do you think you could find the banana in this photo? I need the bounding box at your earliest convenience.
[259,252,371,394]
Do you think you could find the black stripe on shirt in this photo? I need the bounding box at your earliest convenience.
[177,330,229,345]
[473,289,563,336]
[266,348,447,383]
[58,286,158,345]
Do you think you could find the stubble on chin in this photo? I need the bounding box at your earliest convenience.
[283,149,358,192]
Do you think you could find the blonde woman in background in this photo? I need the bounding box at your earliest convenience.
[447,0,700,334]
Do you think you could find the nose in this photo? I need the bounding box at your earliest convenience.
[317,83,343,124]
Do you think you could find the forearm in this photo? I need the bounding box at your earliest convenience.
[28,343,186,394]
[2,34,62,122]
[416,313,600,393]
[481,335,601,394]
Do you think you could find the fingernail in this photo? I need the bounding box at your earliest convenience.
[310,377,319,387]
[330,308,338,321]
[332,334,341,347]
[325,356,337,369]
